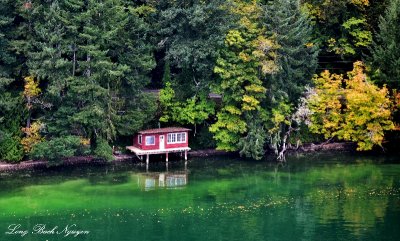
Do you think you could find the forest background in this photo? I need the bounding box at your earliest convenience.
[0,0,399,163]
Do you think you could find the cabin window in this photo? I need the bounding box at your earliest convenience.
[177,132,186,142]
[167,132,186,144]
[167,133,176,143]
[138,135,142,144]
[145,136,155,145]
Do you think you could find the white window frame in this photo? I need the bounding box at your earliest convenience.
[138,135,142,144]
[145,135,155,145]
[167,132,186,144]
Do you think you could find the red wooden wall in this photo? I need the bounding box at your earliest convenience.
[133,131,189,150]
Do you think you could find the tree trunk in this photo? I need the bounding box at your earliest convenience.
[26,96,31,128]
[276,125,296,162]
[72,46,76,76]
[86,54,91,77]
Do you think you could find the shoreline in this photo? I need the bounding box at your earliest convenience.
[286,142,357,154]
[0,142,357,172]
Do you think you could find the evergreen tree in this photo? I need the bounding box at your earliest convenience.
[0,0,15,88]
[11,0,38,77]
[0,0,25,162]
[27,0,82,95]
[162,59,171,83]
[29,135,85,164]
[156,0,232,98]
[0,96,25,162]
[237,114,267,160]
[112,1,157,137]
[259,0,319,160]
[60,0,130,148]
[264,0,319,104]
[18,0,156,160]
[156,0,231,134]
[0,0,16,114]
[369,0,400,89]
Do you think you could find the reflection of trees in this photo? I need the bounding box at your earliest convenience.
[304,163,393,236]
[88,172,131,185]
[0,155,398,241]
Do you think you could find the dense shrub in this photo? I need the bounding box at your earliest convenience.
[93,138,114,161]
[0,131,24,163]
[30,136,85,164]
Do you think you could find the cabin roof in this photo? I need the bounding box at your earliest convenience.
[208,93,222,99]
[138,127,191,135]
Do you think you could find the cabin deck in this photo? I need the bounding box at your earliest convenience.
[126,146,191,155]
[126,146,190,163]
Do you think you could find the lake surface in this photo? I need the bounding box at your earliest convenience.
[0,153,399,241]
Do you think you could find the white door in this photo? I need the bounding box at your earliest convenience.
[159,135,165,150]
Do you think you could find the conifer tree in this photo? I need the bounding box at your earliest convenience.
[264,0,319,104]
[156,0,232,97]
[68,0,129,147]
[11,0,37,76]
[156,0,231,134]
[0,0,25,162]
[112,1,157,137]
[19,0,156,160]
[27,0,82,95]
[0,0,14,88]
[237,114,268,160]
[259,0,319,160]
[369,0,400,89]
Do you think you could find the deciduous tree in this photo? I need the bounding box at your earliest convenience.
[159,82,214,133]
[21,121,43,153]
[302,0,375,58]
[308,61,394,150]
[210,0,278,152]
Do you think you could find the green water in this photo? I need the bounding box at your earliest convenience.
[0,153,399,241]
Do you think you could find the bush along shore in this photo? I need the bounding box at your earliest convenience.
[0,142,360,172]
[0,149,224,172]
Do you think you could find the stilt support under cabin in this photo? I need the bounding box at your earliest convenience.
[126,146,191,164]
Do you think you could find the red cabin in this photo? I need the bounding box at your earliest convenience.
[126,127,191,163]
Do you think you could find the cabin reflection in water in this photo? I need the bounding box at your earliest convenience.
[137,171,188,191]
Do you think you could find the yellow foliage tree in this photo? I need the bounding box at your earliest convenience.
[395,92,400,109]
[308,61,394,150]
[23,75,41,128]
[210,0,278,151]
[21,121,44,153]
[308,70,344,139]
[23,75,41,109]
